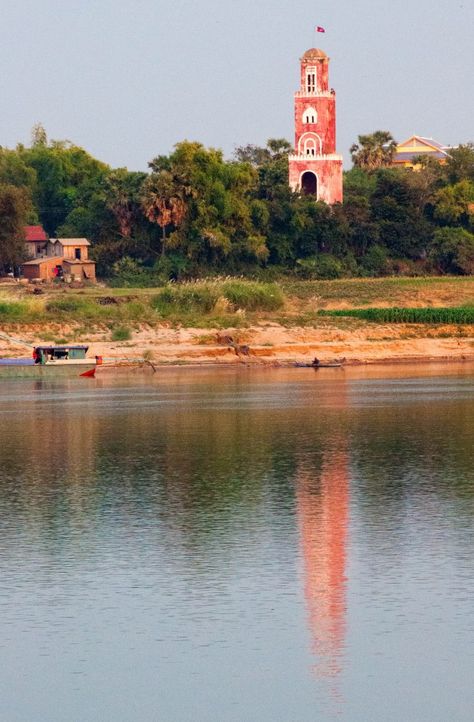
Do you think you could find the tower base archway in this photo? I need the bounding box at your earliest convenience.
[301,171,317,196]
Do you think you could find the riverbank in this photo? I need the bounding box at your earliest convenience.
[1,276,473,367]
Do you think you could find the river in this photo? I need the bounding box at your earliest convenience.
[0,364,473,721]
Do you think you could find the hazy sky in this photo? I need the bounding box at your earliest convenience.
[1,0,473,170]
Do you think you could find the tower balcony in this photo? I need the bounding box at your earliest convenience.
[294,90,334,98]
[288,153,343,162]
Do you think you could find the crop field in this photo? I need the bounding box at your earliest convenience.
[320,306,474,324]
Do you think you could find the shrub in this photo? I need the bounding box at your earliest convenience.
[153,253,191,282]
[110,257,148,287]
[45,297,86,313]
[0,300,32,321]
[152,284,220,314]
[111,326,132,341]
[359,245,388,276]
[222,281,284,311]
[429,228,474,275]
[296,254,345,280]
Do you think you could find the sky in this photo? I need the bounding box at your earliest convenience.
[1,0,473,170]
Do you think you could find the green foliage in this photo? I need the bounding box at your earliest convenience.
[222,281,284,310]
[0,148,37,194]
[19,138,111,235]
[111,326,132,341]
[151,280,284,316]
[0,300,37,321]
[152,253,190,281]
[296,254,346,280]
[110,256,148,286]
[359,245,388,276]
[343,167,377,197]
[106,168,148,238]
[444,143,474,184]
[350,131,398,170]
[0,184,32,273]
[433,181,474,225]
[320,306,474,324]
[152,284,220,314]
[370,169,432,258]
[45,297,87,313]
[429,228,474,275]
[1,125,474,283]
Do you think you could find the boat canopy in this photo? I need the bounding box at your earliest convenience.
[35,345,89,360]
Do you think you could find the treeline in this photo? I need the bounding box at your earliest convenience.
[0,125,473,281]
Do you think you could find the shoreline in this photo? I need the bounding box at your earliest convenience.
[1,322,474,371]
[97,353,474,370]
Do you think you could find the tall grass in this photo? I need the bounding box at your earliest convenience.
[0,300,42,322]
[152,284,220,314]
[45,297,89,313]
[152,281,284,316]
[222,281,284,311]
[319,307,474,324]
[45,296,151,322]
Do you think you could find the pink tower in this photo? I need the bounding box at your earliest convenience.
[288,48,343,204]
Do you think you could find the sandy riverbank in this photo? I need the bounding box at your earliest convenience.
[1,321,473,368]
[1,277,473,368]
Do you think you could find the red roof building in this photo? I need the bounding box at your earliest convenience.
[24,225,48,242]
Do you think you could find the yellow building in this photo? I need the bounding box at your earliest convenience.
[393,135,452,168]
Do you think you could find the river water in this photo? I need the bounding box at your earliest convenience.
[0,364,473,721]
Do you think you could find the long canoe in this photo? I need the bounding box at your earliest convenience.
[293,362,343,368]
[0,358,96,378]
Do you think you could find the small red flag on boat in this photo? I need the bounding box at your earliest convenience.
[316,26,326,33]
[80,368,96,378]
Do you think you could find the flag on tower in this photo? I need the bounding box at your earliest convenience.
[316,26,326,33]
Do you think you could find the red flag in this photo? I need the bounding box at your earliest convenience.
[316,26,326,33]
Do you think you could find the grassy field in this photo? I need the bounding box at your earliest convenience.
[320,307,474,324]
[0,277,473,335]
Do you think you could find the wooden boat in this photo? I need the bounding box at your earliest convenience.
[0,345,98,378]
[293,362,343,368]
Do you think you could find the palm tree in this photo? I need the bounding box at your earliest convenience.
[141,171,187,256]
[105,169,147,238]
[350,131,397,171]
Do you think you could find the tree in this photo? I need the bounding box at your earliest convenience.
[429,227,474,274]
[19,131,110,235]
[105,169,147,238]
[144,141,266,267]
[0,184,31,274]
[0,148,37,193]
[234,138,291,166]
[141,169,187,257]
[31,123,48,147]
[370,169,432,258]
[234,138,291,202]
[433,180,474,225]
[350,131,397,171]
[444,143,474,184]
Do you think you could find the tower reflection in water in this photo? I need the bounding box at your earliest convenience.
[296,437,349,684]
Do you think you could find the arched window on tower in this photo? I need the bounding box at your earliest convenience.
[303,107,317,125]
[304,138,317,157]
[298,133,322,157]
[306,67,317,94]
